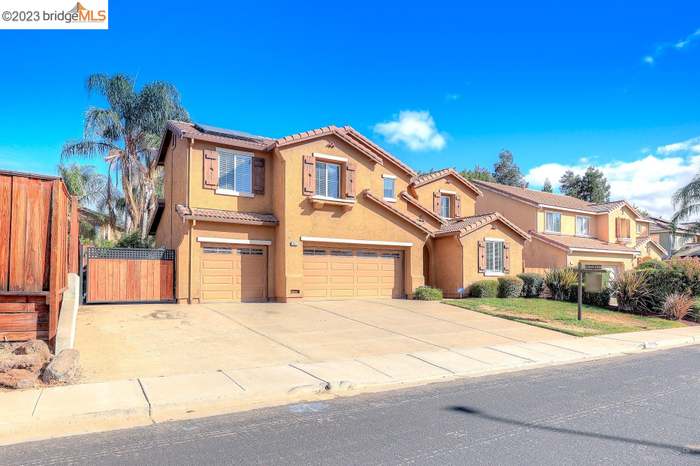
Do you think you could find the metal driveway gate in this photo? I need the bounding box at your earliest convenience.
[84,247,175,304]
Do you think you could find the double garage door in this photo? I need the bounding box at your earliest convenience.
[200,245,268,302]
[303,245,404,299]
[199,243,405,302]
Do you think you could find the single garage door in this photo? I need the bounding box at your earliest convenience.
[200,245,268,302]
[303,246,404,299]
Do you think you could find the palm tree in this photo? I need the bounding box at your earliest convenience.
[672,175,700,229]
[57,163,107,206]
[62,73,189,238]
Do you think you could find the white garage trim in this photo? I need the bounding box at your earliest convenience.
[300,236,413,247]
[197,236,272,246]
[569,247,638,255]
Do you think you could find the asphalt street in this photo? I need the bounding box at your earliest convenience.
[4,346,700,465]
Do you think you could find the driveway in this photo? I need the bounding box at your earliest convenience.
[75,299,571,382]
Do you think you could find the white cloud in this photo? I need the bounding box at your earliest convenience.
[524,141,700,217]
[656,136,700,155]
[374,110,447,151]
[644,28,700,64]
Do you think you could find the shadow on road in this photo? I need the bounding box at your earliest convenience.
[446,405,697,455]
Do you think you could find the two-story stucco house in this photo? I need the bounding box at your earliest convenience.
[472,180,667,276]
[647,216,698,257]
[150,121,529,303]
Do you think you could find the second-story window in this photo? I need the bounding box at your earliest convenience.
[440,195,451,218]
[576,216,590,236]
[383,177,395,200]
[219,150,252,194]
[545,211,561,233]
[316,161,340,198]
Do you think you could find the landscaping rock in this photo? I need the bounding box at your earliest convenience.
[0,368,37,389]
[0,340,52,389]
[13,340,51,360]
[42,349,80,384]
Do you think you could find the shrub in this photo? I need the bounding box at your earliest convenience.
[662,292,694,320]
[544,268,578,301]
[517,273,544,298]
[669,258,700,297]
[413,286,443,301]
[497,276,524,298]
[636,259,666,271]
[611,270,653,314]
[469,280,499,298]
[583,288,612,308]
[114,231,153,249]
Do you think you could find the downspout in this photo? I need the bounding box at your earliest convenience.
[187,138,193,303]
[458,231,466,292]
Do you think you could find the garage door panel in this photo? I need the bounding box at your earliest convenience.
[303,245,404,300]
[200,245,267,303]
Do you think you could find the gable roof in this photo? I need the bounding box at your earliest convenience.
[636,236,668,257]
[531,232,639,255]
[361,190,433,235]
[433,212,530,240]
[400,191,446,226]
[473,179,643,217]
[158,121,416,177]
[410,168,482,196]
[647,216,698,234]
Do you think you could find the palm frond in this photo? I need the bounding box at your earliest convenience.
[61,140,116,159]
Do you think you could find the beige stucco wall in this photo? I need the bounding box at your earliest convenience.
[523,239,567,273]
[475,190,538,231]
[189,140,274,213]
[604,206,639,247]
[275,135,426,301]
[412,176,478,218]
[433,221,526,297]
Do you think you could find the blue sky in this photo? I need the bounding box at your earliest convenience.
[1,1,699,216]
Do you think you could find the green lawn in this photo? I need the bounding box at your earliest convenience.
[444,298,685,337]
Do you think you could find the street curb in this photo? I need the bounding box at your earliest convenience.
[2,327,699,446]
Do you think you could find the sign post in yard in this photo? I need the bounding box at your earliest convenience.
[577,262,583,321]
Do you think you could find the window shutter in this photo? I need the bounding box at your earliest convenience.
[433,192,440,214]
[203,150,219,189]
[345,162,356,198]
[503,243,511,273]
[302,154,316,195]
[624,219,631,238]
[478,240,486,273]
[253,157,265,194]
[455,195,462,217]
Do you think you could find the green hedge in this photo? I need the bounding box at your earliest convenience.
[413,286,443,301]
[517,273,544,298]
[497,276,524,298]
[469,280,499,298]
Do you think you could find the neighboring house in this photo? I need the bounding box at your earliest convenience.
[674,242,700,258]
[473,180,665,276]
[647,216,698,257]
[78,207,123,242]
[151,122,529,303]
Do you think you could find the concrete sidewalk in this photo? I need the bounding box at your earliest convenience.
[2,326,700,446]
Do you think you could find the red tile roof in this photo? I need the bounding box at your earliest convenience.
[361,190,433,235]
[434,212,530,240]
[472,180,641,216]
[531,232,639,254]
[160,121,416,177]
[636,236,668,256]
[410,168,482,196]
[399,191,445,226]
[175,205,278,226]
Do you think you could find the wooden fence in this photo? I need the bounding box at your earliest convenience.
[84,248,175,304]
[0,171,78,345]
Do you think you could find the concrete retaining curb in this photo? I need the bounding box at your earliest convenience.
[2,326,700,446]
